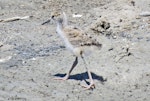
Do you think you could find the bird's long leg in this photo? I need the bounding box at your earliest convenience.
[81,56,95,90]
[54,57,78,80]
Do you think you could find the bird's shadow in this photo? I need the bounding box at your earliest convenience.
[54,72,107,84]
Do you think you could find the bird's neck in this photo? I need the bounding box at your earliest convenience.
[62,12,68,26]
[56,22,74,53]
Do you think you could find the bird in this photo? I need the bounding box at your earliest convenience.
[42,11,102,89]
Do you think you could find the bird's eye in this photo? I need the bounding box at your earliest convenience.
[52,15,55,18]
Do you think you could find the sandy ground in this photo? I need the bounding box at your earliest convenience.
[0,0,150,101]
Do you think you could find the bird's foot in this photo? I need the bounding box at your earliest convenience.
[81,83,95,90]
[53,75,69,81]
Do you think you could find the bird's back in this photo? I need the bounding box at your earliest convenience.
[63,26,102,50]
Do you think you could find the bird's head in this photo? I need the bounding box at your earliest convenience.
[51,11,62,20]
[41,11,65,25]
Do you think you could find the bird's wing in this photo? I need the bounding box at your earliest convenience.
[63,26,102,48]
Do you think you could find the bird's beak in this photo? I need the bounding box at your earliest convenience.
[41,19,51,25]
[41,16,55,25]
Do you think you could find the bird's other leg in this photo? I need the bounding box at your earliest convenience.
[81,56,95,90]
[54,57,78,80]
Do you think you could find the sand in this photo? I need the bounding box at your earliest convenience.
[0,0,150,100]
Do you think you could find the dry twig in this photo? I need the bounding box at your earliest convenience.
[0,16,32,22]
